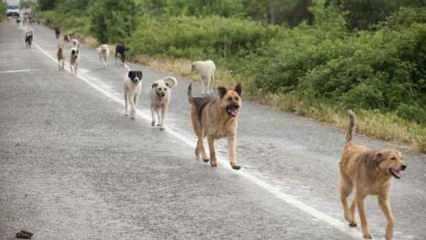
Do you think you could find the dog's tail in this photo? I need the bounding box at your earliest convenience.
[346,110,356,143]
[124,63,130,72]
[187,83,194,104]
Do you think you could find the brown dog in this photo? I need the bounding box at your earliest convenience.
[339,110,407,240]
[188,83,242,170]
[57,45,64,71]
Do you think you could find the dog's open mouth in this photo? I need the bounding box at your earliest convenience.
[226,105,239,118]
[389,168,402,179]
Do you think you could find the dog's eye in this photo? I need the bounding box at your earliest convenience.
[391,157,397,161]
[234,97,239,101]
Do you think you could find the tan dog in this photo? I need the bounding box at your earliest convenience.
[150,76,178,130]
[339,110,407,240]
[187,83,242,170]
[96,44,110,67]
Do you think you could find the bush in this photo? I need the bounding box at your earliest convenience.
[128,15,279,60]
[89,0,137,43]
[0,2,6,22]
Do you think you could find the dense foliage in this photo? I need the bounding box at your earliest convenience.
[38,0,426,149]
[0,2,6,21]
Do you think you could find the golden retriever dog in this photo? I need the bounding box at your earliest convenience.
[339,110,407,240]
[187,83,242,170]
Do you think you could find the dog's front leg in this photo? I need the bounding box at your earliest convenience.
[207,135,217,167]
[151,107,156,126]
[124,91,128,116]
[356,193,372,239]
[378,194,394,240]
[129,94,136,119]
[159,107,166,130]
[228,135,240,170]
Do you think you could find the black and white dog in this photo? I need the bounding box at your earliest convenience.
[25,31,33,48]
[70,47,79,74]
[115,43,128,65]
[123,64,143,119]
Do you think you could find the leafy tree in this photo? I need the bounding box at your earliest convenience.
[89,0,137,43]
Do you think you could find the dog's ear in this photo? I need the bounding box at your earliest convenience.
[136,71,143,80]
[217,87,227,99]
[234,83,242,96]
[164,77,177,88]
[375,152,384,162]
[128,71,134,80]
[152,83,158,88]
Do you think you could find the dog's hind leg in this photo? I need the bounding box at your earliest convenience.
[378,193,395,240]
[340,176,356,226]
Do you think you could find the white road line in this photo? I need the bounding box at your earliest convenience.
[0,69,37,74]
[34,42,363,239]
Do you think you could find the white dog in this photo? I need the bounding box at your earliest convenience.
[97,44,110,67]
[70,47,79,74]
[150,76,178,130]
[123,64,143,119]
[71,38,80,49]
[191,60,216,94]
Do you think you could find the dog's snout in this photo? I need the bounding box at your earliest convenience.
[401,164,407,171]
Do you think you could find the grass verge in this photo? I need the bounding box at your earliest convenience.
[135,55,426,153]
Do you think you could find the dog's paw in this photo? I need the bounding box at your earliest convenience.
[203,159,210,163]
[349,222,357,228]
[210,161,218,168]
[231,165,241,170]
[363,233,373,239]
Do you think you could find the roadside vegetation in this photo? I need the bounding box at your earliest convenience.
[0,2,6,22]
[36,0,426,152]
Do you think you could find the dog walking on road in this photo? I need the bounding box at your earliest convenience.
[188,83,242,170]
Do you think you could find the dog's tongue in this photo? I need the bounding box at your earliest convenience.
[390,168,402,179]
[228,109,238,117]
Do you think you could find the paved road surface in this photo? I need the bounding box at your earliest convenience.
[0,21,425,240]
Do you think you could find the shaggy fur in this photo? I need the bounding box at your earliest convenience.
[188,83,242,170]
[123,64,143,119]
[191,60,216,94]
[97,44,110,67]
[339,110,407,240]
[150,76,178,130]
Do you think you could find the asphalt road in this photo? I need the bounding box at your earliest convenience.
[0,21,425,240]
